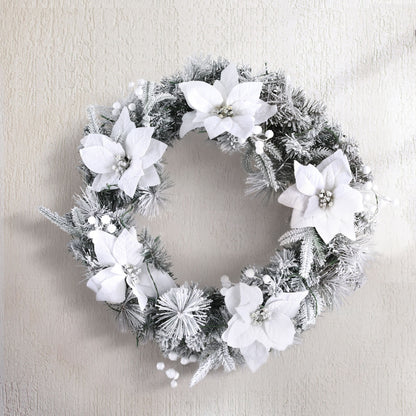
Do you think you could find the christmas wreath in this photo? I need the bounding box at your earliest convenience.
[41,57,378,387]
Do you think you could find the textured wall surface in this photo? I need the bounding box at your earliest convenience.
[1,1,416,415]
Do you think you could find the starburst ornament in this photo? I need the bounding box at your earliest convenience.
[156,285,211,340]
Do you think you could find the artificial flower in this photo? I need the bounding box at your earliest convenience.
[87,227,175,308]
[278,150,364,244]
[221,282,308,371]
[179,64,276,142]
[80,107,167,197]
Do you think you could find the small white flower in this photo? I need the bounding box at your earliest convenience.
[87,227,175,307]
[80,107,167,197]
[221,283,307,372]
[278,150,364,244]
[179,64,276,142]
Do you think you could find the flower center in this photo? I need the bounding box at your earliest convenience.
[318,189,334,209]
[123,264,142,283]
[216,105,233,118]
[112,154,131,176]
[250,305,271,326]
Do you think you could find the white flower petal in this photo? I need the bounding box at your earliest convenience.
[129,264,175,310]
[331,185,364,218]
[321,158,353,189]
[141,139,167,169]
[294,161,325,196]
[147,265,176,295]
[313,212,340,244]
[317,149,351,173]
[264,313,296,351]
[290,209,319,229]
[111,107,136,140]
[266,291,308,318]
[232,101,258,116]
[91,172,120,192]
[240,341,270,372]
[337,215,357,241]
[90,230,117,265]
[126,279,149,310]
[87,264,124,294]
[96,273,127,303]
[254,101,277,124]
[228,115,255,140]
[203,115,233,139]
[221,316,257,348]
[179,81,223,113]
[226,82,262,106]
[303,195,320,217]
[179,111,203,138]
[278,184,310,211]
[118,159,144,197]
[193,111,212,123]
[80,146,116,174]
[112,227,143,266]
[213,80,227,101]
[125,127,154,158]
[223,283,263,320]
[220,63,239,94]
[81,133,109,147]
[138,165,160,188]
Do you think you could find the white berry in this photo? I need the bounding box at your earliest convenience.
[156,362,165,371]
[106,224,117,234]
[265,130,274,139]
[262,274,272,284]
[128,103,136,111]
[245,268,255,278]
[362,165,371,175]
[252,125,262,135]
[170,380,178,388]
[168,352,178,361]
[101,214,111,225]
[87,216,97,225]
[112,101,121,110]
[220,275,231,288]
[180,357,190,365]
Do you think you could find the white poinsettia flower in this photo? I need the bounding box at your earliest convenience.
[87,227,175,308]
[179,64,277,142]
[278,150,364,244]
[80,107,168,197]
[221,282,307,372]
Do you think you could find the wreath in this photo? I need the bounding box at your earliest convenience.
[41,57,378,388]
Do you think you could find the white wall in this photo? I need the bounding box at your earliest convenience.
[1,1,416,414]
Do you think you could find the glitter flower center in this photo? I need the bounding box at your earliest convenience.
[250,305,272,326]
[318,189,334,209]
[112,154,131,176]
[216,105,233,118]
[123,264,142,282]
